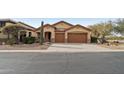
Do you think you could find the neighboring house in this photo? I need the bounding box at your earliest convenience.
[0,19,36,41]
[17,22,37,38]
[36,21,91,43]
[0,19,17,39]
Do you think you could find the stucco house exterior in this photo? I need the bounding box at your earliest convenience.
[0,19,92,43]
[0,19,37,41]
[36,21,91,43]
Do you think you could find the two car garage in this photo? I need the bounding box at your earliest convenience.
[37,21,91,43]
[68,33,87,43]
[55,33,88,43]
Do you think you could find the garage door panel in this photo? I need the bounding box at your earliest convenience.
[55,33,65,43]
[68,33,87,43]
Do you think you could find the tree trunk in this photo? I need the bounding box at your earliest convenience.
[101,35,106,44]
[7,32,10,40]
[16,32,19,44]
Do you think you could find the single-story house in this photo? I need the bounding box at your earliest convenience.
[0,19,92,43]
[0,19,37,42]
[36,21,91,43]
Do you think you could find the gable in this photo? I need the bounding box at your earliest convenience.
[18,22,35,30]
[44,25,55,31]
[36,24,55,32]
[65,25,91,33]
[52,21,73,30]
[4,22,15,26]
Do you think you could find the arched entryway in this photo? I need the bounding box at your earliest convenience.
[19,31,26,42]
[45,32,51,42]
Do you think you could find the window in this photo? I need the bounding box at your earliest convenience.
[28,32,32,37]
[0,21,5,27]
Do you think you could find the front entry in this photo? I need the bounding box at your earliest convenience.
[45,32,51,42]
[20,34,26,42]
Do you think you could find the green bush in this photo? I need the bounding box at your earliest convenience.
[23,37,35,44]
[91,37,98,43]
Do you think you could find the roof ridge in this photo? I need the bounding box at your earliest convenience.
[64,24,91,31]
[52,20,73,26]
[18,22,36,29]
[36,23,55,30]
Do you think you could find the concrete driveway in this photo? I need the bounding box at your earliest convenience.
[48,44,112,52]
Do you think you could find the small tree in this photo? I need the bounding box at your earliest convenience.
[89,21,113,43]
[89,24,101,38]
[2,24,27,44]
[114,18,124,35]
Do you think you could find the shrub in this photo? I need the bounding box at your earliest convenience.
[6,38,16,45]
[91,37,98,43]
[23,37,35,44]
[0,38,8,45]
[106,36,124,40]
[35,38,40,43]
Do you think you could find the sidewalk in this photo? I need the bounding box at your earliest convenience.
[0,49,124,52]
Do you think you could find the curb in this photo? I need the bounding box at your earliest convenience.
[0,50,124,52]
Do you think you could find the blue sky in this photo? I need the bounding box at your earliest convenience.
[13,18,117,28]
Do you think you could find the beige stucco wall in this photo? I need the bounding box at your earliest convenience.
[16,23,37,37]
[0,22,37,39]
[36,25,91,43]
[65,26,91,43]
[0,32,13,39]
[54,23,72,29]
[37,26,55,38]
[6,22,15,26]
[0,30,37,39]
[25,30,37,37]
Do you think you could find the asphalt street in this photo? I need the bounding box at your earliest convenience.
[0,52,124,74]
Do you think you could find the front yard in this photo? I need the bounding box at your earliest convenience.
[0,43,50,50]
[100,43,124,50]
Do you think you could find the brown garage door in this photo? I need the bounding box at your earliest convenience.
[68,33,87,43]
[55,33,65,43]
